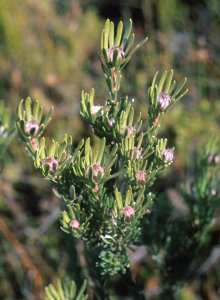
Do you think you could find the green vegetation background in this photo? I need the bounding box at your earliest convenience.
[0,0,219,299]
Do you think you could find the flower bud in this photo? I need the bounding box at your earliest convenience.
[42,157,59,173]
[70,219,80,230]
[136,170,146,183]
[162,148,174,163]
[121,206,135,221]
[86,163,104,181]
[25,120,39,136]
[107,46,125,62]
[158,92,171,111]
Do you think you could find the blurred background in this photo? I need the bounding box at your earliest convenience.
[0,0,220,299]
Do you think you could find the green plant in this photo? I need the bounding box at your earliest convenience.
[16,19,187,296]
[144,137,220,299]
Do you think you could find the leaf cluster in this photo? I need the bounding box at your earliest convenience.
[16,19,188,277]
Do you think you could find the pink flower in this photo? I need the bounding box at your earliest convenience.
[107,46,125,62]
[121,206,135,221]
[91,105,102,115]
[158,92,171,111]
[162,148,174,163]
[132,147,141,160]
[86,163,104,181]
[70,219,80,230]
[42,157,59,173]
[136,171,146,183]
[25,120,39,136]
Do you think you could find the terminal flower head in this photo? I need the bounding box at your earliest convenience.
[25,120,39,136]
[136,170,146,183]
[162,148,174,163]
[158,92,171,111]
[70,219,80,230]
[107,46,125,62]
[42,157,59,173]
[121,206,135,221]
[86,163,104,181]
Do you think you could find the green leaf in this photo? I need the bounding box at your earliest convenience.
[57,279,64,299]
[164,69,173,94]
[48,284,60,300]
[158,70,167,93]
[33,100,40,120]
[85,138,91,165]
[128,107,134,126]
[44,106,53,127]
[103,19,110,49]
[115,188,123,209]
[97,137,106,164]
[125,187,132,206]
[172,77,187,99]
[109,21,114,47]
[69,281,77,298]
[174,88,188,102]
[121,19,132,48]
[124,33,135,54]
[49,140,56,157]
[75,280,87,300]
[25,97,32,121]
[115,21,123,46]
[18,99,24,120]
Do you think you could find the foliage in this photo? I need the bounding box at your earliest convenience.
[16,18,187,284]
[144,137,220,298]
[45,278,87,300]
